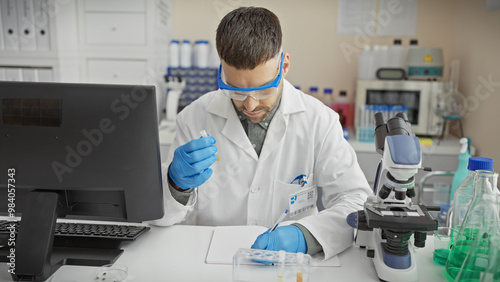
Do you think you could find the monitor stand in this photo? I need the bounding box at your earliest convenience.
[0,191,123,281]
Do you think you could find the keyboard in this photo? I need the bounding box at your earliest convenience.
[0,220,150,249]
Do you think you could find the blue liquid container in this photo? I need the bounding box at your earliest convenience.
[450,138,471,203]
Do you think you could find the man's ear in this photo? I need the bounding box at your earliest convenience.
[282,53,290,78]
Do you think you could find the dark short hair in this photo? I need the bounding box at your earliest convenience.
[216,7,282,70]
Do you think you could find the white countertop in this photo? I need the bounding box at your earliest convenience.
[0,225,449,282]
[349,135,474,156]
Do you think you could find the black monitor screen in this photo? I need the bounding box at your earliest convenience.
[0,81,164,222]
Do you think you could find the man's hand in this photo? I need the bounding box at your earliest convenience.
[168,136,218,190]
[251,225,307,253]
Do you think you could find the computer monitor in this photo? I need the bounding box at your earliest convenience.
[0,81,164,280]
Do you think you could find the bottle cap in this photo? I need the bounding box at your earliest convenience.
[182,40,191,44]
[171,40,180,44]
[393,39,402,45]
[323,88,333,94]
[309,86,318,92]
[339,90,347,97]
[410,39,418,46]
[439,203,450,213]
[468,157,494,171]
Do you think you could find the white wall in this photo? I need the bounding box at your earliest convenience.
[171,0,500,171]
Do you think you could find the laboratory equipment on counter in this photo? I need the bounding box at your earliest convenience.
[355,80,446,138]
[163,74,186,126]
[447,175,499,280]
[346,112,438,282]
[451,157,494,234]
[232,248,311,282]
[406,47,443,79]
[450,137,472,202]
[436,60,467,139]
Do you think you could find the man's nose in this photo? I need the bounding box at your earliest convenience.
[243,95,259,111]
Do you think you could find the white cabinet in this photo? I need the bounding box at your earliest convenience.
[84,13,147,45]
[87,59,147,84]
[76,0,171,118]
[0,0,172,119]
[83,0,146,12]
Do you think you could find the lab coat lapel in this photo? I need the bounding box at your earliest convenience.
[206,93,258,161]
[257,108,286,164]
[258,81,305,164]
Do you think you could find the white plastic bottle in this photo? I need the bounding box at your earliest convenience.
[379,45,390,71]
[168,40,180,68]
[405,39,418,75]
[389,39,405,69]
[180,40,192,68]
[194,40,209,68]
[371,45,381,80]
[322,88,334,108]
[358,45,375,80]
[207,41,220,68]
[308,86,319,100]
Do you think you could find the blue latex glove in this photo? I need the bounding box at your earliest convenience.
[168,136,218,190]
[251,225,307,254]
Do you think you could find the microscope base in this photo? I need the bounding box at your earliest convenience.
[367,229,418,282]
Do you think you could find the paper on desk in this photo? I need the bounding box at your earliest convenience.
[205,225,340,267]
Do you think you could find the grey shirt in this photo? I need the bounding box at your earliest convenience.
[234,98,281,157]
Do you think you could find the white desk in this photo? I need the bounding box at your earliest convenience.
[0,225,448,282]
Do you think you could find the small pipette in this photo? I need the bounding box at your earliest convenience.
[200,130,220,161]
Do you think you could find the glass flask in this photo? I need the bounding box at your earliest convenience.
[455,193,500,281]
[436,81,467,120]
[445,171,499,280]
[451,158,494,242]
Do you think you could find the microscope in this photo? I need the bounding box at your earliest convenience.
[347,112,438,282]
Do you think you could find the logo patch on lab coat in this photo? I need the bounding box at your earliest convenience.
[288,186,316,218]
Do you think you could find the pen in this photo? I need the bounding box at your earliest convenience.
[270,209,289,232]
[300,175,307,187]
[200,130,220,161]
[291,174,307,185]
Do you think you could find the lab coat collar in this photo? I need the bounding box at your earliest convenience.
[206,79,306,161]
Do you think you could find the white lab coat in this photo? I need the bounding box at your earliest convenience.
[152,80,372,260]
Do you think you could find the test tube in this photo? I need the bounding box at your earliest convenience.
[277,250,285,282]
[364,105,369,138]
[200,130,220,161]
[358,105,364,141]
[363,105,370,141]
[296,252,304,282]
[370,105,378,142]
[378,105,385,121]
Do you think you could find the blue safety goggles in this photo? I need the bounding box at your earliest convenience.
[217,53,284,101]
